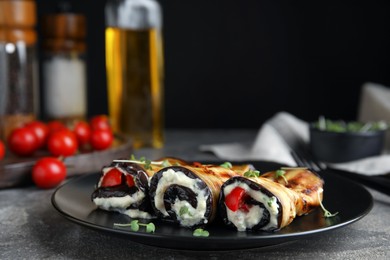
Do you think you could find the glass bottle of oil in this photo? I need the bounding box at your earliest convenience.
[105,0,164,148]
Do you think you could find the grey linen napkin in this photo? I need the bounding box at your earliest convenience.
[200,111,390,176]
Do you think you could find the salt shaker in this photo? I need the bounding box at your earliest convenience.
[0,0,39,139]
[41,5,87,124]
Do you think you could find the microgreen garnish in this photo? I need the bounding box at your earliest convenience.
[179,206,193,217]
[220,162,233,169]
[114,155,166,169]
[162,160,171,167]
[317,189,338,218]
[244,169,260,178]
[275,169,288,184]
[314,116,388,133]
[193,228,209,237]
[114,220,156,233]
[267,196,277,208]
[144,159,152,170]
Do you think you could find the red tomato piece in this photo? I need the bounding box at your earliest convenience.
[0,140,5,160]
[90,129,113,150]
[32,157,67,189]
[73,121,91,146]
[25,120,49,149]
[101,168,122,187]
[225,186,246,212]
[7,127,38,156]
[90,115,111,131]
[126,174,135,187]
[47,129,78,157]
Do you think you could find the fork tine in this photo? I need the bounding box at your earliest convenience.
[291,150,322,172]
[290,150,305,167]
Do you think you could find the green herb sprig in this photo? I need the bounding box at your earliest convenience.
[179,206,193,217]
[275,169,288,184]
[193,228,209,237]
[315,116,388,133]
[244,169,260,178]
[114,154,172,170]
[267,196,277,208]
[114,220,156,233]
[220,162,233,169]
[317,190,338,218]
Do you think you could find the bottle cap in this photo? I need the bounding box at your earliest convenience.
[41,13,86,52]
[41,14,86,40]
[5,28,37,44]
[0,0,36,28]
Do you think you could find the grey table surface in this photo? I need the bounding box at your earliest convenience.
[1,129,389,260]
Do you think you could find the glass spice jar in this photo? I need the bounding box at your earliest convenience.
[40,7,87,124]
[0,0,39,140]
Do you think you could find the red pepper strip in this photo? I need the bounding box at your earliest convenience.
[101,168,123,187]
[225,187,247,212]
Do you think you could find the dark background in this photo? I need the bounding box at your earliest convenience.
[36,0,390,129]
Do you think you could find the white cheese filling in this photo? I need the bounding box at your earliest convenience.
[93,191,145,210]
[223,182,279,231]
[154,168,208,227]
[122,209,153,219]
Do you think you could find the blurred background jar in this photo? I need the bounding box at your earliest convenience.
[40,1,87,124]
[0,0,39,140]
[105,0,164,148]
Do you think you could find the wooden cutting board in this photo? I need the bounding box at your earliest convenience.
[0,137,133,189]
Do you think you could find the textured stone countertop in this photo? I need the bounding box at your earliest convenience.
[1,130,389,259]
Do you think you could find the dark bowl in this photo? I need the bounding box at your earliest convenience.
[309,126,386,163]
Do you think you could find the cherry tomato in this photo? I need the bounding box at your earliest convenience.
[126,174,135,187]
[7,127,38,156]
[73,121,91,146]
[101,168,122,187]
[47,120,66,134]
[90,115,111,131]
[47,129,78,157]
[100,168,135,188]
[225,186,247,212]
[0,140,5,160]
[25,121,49,149]
[32,157,66,189]
[90,129,113,150]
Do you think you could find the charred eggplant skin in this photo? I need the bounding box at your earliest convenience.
[149,166,212,226]
[219,176,283,232]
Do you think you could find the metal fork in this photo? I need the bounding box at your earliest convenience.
[291,149,390,196]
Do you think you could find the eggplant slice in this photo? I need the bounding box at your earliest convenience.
[219,168,324,231]
[149,164,242,228]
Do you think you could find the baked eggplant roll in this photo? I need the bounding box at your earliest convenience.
[149,164,241,228]
[261,168,324,216]
[219,168,324,231]
[91,161,153,219]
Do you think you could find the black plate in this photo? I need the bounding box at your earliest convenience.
[51,161,373,251]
